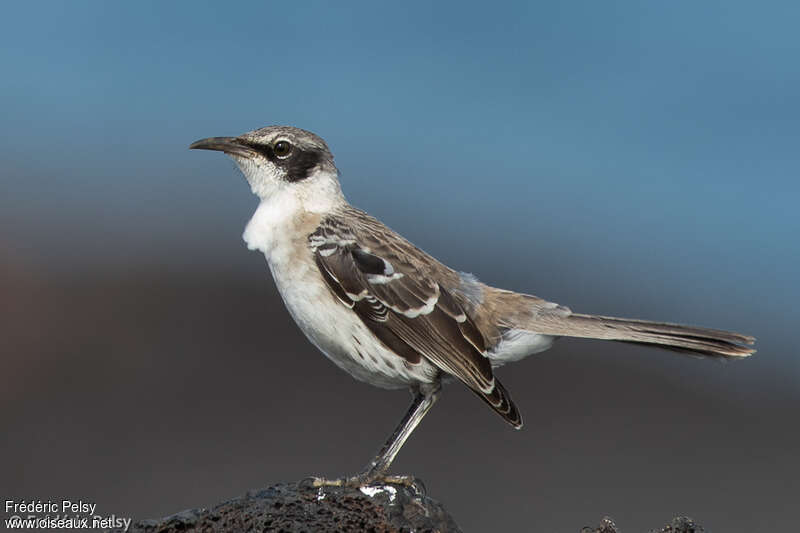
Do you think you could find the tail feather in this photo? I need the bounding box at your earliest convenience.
[530,312,755,358]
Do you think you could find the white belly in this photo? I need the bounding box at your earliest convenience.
[269,255,440,389]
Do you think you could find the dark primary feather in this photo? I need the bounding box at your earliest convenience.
[310,208,522,428]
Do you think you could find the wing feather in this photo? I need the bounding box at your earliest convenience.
[310,210,522,428]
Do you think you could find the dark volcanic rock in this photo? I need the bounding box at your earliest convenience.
[582,515,705,533]
[582,516,621,533]
[113,480,705,532]
[649,516,705,533]
[116,481,461,532]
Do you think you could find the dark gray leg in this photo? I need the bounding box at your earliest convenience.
[309,381,441,489]
[356,382,441,483]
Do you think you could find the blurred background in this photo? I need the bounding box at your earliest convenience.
[1,1,798,531]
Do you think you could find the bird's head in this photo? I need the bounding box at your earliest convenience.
[190,125,343,212]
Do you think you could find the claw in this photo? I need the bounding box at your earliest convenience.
[377,475,427,495]
[301,475,345,488]
[300,473,426,495]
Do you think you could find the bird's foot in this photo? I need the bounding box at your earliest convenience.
[300,473,426,494]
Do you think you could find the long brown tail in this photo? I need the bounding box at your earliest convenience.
[531,312,755,358]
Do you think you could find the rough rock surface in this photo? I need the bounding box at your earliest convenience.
[116,481,462,532]
[582,515,705,533]
[113,481,705,532]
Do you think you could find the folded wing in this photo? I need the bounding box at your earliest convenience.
[310,212,522,428]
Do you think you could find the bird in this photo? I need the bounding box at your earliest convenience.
[189,125,755,488]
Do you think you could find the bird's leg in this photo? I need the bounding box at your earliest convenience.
[307,380,441,491]
[354,382,441,486]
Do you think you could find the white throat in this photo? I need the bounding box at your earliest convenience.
[241,166,345,257]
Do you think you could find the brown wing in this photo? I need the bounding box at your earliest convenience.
[310,209,522,428]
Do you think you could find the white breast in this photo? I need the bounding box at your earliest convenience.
[243,199,438,390]
[242,188,301,256]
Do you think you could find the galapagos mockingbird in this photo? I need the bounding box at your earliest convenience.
[189,126,755,487]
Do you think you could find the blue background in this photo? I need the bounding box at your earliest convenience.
[2,2,798,530]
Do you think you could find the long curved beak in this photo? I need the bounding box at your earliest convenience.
[189,137,256,158]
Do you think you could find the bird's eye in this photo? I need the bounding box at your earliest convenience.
[273,140,292,158]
